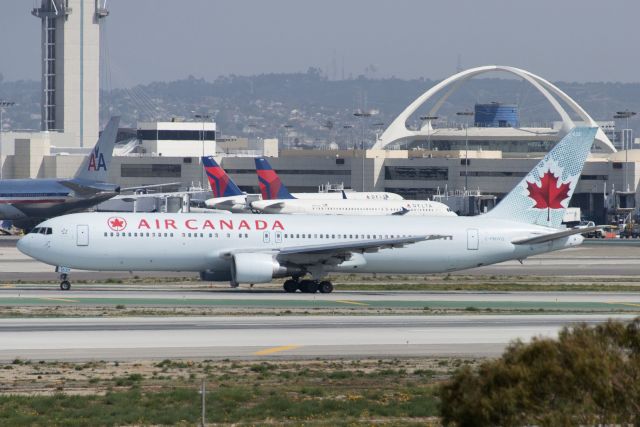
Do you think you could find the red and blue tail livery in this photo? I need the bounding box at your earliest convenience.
[254,157,295,200]
[202,156,243,198]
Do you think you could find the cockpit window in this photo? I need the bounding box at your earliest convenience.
[30,227,52,235]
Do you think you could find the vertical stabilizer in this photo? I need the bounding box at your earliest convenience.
[254,157,295,200]
[484,127,597,228]
[74,116,120,182]
[201,156,243,197]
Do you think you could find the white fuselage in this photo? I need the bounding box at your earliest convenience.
[206,191,403,213]
[251,198,455,216]
[18,212,581,275]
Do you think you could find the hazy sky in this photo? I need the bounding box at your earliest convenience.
[1,0,638,85]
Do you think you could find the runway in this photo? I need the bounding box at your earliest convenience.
[0,314,634,362]
[3,237,640,280]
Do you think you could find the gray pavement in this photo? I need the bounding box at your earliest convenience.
[0,314,633,362]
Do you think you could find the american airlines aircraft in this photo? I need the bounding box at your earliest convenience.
[252,157,453,216]
[0,117,120,229]
[18,127,598,293]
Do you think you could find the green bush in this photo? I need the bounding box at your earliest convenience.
[439,317,640,426]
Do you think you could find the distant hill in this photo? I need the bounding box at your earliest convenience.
[2,69,639,147]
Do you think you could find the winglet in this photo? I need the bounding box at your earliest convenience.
[254,157,295,200]
[484,127,597,228]
[202,156,243,197]
[74,116,120,182]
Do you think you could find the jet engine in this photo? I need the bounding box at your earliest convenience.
[231,253,301,284]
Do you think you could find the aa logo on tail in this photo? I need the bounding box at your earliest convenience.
[88,147,107,171]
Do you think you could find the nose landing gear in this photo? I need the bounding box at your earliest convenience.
[56,266,72,291]
[59,274,71,291]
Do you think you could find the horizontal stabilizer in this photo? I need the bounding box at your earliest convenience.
[512,226,599,245]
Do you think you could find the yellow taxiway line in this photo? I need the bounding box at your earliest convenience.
[253,345,301,356]
[39,297,79,303]
[608,301,640,308]
[334,299,369,306]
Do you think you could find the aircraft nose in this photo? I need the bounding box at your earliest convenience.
[16,235,32,256]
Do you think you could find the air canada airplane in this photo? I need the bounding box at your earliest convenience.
[0,117,120,229]
[252,157,453,216]
[18,127,598,293]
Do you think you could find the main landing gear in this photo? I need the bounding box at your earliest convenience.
[282,278,334,294]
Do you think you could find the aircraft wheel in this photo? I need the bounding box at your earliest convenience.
[299,280,313,293]
[319,281,334,294]
[283,279,298,293]
[60,281,71,291]
[307,281,319,294]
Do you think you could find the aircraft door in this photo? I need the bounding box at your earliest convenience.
[275,231,282,243]
[263,231,270,243]
[467,228,479,250]
[77,225,89,246]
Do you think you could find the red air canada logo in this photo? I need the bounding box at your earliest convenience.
[526,169,571,221]
[107,216,127,231]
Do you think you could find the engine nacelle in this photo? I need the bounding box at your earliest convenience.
[231,253,298,284]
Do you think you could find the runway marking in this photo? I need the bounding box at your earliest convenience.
[39,297,78,303]
[608,301,640,308]
[253,345,300,356]
[335,299,369,306]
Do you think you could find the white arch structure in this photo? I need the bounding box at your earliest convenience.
[373,65,616,152]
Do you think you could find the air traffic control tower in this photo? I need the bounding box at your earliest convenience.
[32,0,108,147]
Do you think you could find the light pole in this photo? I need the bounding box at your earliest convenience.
[283,124,293,149]
[457,111,474,191]
[354,109,378,191]
[420,115,438,151]
[0,101,15,180]
[614,110,637,192]
[342,124,354,149]
[194,113,211,190]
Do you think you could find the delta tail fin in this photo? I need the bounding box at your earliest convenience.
[254,157,295,200]
[201,156,243,198]
[484,127,597,228]
[74,116,120,182]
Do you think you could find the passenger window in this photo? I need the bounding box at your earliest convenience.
[104,232,107,237]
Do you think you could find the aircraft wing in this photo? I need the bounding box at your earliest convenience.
[252,202,286,211]
[511,226,601,245]
[120,182,183,192]
[222,235,447,266]
[209,199,238,209]
[58,180,101,197]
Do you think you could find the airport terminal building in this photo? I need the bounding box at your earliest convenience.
[0,4,637,224]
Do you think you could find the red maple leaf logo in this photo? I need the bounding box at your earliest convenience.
[107,217,127,231]
[526,170,571,221]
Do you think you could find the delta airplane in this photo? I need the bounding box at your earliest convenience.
[252,157,453,216]
[0,117,120,229]
[18,127,598,293]
[255,157,403,201]
[202,156,404,213]
[202,156,252,212]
